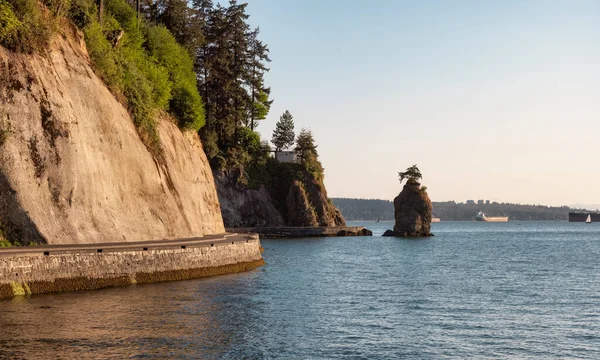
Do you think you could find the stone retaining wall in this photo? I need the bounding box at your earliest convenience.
[0,237,264,300]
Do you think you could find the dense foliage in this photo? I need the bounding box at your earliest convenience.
[0,0,62,52]
[294,128,322,180]
[331,198,581,221]
[140,0,272,168]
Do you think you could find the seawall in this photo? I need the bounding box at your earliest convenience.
[0,234,264,300]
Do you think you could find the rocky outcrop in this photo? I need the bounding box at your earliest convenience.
[286,180,318,226]
[213,171,284,227]
[214,165,346,228]
[383,180,433,237]
[302,177,346,227]
[229,226,372,238]
[0,26,224,245]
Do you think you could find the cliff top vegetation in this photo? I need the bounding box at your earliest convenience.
[398,165,422,184]
[1,0,207,157]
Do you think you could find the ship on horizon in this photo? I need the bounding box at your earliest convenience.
[475,211,508,222]
[569,212,600,222]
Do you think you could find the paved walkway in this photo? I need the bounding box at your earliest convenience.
[0,233,254,257]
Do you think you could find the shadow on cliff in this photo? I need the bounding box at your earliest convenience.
[0,172,46,245]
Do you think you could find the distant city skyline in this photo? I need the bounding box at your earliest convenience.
[241,0,600,206]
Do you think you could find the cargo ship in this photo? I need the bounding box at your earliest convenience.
[432,217,441,222]
[475,211,508,222]
[569,212,600,222]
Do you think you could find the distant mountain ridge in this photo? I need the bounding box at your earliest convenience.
[332,198,583,221]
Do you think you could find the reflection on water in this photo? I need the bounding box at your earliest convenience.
[2,221,600,358]
[0,271,265,359]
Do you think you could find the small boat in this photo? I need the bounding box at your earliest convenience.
[586,214,592,224]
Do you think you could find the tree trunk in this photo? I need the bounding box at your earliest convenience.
[136,0,140,29]
[98,0,104,22]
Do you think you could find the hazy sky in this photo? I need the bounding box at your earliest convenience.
[241,0,600,206]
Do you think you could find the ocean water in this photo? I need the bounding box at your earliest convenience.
[1,221,600,359]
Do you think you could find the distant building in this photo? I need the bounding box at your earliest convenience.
[275,150,296,163]
[466,200,475,205]
[485,200,490,205]
[477,200,484,205]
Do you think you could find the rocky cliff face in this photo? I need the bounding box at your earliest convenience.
[213,171,284,227]
[0,26,224,245]
[215,167,345,228]
[384,180,432,237]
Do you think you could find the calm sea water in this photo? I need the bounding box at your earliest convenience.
[2,221,600,359]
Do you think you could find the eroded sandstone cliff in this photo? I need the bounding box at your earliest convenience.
[0,26,224,245]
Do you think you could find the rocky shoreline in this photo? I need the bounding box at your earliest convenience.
[228,226,373,238]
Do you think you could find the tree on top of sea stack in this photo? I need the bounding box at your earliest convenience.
[398,164,422,184]
[383,164,433,237]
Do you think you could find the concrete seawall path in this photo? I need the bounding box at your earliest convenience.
[0,233,264,300]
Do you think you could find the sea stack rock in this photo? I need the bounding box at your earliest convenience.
[383,179,433,237]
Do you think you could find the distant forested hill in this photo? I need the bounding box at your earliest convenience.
[331,198,580,221]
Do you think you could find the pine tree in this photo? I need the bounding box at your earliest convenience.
[157,0,203,55]
[246,26,272,130]
[294,128,318,163]
[271,110,295,151]
[153,0,272,165]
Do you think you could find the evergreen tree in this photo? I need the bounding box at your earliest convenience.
[398,165,422,184]
[271,110,295,151]
[194,0,271,163]
[295,128,323,178]
[246,26,272,130]
[156,0,203,54]
[154,0,272,166]
[294,128,318,162]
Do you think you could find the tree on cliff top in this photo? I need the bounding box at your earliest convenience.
[398,165,422,184]
[271,110,295,151]
[295,128,323,180]
[295,128,318,162]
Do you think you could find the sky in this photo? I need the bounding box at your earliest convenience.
[238,0,600,206]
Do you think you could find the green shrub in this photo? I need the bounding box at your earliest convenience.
[83,21,121,88]
[146,25,204,130]
[0,0,22,43]
[1,0,57,52]
[68,0,95,28]
[103,0,135,28]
